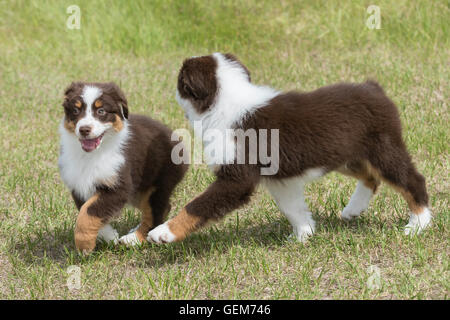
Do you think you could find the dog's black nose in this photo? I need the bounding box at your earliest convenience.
[79,126,92,137]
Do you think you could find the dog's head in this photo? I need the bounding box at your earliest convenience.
[176,53,251,121]
[62,82,128,152]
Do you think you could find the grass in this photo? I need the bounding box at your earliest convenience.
[0,0,448,299]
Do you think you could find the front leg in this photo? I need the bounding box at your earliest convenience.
[148,167,258,243]
[74,194,104,253]
[74,188,127,253]
[146,208,203,243]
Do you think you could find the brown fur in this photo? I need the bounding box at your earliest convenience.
[63,82,129,125]
[177,56,218,114]
[167,208,203,241]
[169,54,429,240]
[135,188,155,242]
[61,82,189,252]
[64,120,76,133]
[337,160,381,192]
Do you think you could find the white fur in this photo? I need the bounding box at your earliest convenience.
[264,168,325,242]
[97,224,119,244]
[118,231,141,246]
[76,86,112,139]
[147,222,176,243]
[58,117,130,201]
[82,86,102,107]
[404,208,432,235]
[341,181,374,220]
[176,52,279,167]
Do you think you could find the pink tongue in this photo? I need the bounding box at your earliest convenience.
[81,137,101,152]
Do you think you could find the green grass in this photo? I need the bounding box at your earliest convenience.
[0,0,448,299]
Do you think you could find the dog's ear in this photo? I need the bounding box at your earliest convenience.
[105,82,128,119]
[183,74,206,101]
[64,82,84,97]
[63,82,83,108]
[64,82,76,97]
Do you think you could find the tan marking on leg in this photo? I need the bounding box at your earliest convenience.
[64,120,76,133]
[361,162,425,215]
[337,160,381,192]
[135,188,155,242]
[398,190,425,215]
[363,165,381,192]
[340,161,428,216]
[74,194,104,253]
[113,114,123,132]
[167,208,202,241]
[360,164,425,214]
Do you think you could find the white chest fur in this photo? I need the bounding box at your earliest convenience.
[58,119,130,201]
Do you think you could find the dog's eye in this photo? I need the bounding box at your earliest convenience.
[97,108,106,116]
[73,108,80,115]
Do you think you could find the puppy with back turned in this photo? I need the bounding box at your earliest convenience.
[147,53,432,243]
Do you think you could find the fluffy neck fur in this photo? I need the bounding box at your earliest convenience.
[197,53,278,131]
[58,119,130,201]
[178,53,279,166]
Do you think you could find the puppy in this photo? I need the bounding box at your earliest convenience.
[59,82,188,253]
[147,53,431,243]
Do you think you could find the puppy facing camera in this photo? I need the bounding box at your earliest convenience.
[59,81,188,253]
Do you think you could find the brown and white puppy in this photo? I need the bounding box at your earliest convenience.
[147,53,432,243]
[59,82,188,253]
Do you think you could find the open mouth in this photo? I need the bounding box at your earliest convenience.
[79,133,104,152]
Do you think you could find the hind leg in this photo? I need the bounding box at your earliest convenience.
[369,144,431,235]
[265,178,316,242]
[397,171,431,235]
[120,164,186,246]
[337,161,380,220]
[119,188,155,246]
[120,188,174,246]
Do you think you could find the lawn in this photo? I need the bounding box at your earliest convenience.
[0,0,448,299]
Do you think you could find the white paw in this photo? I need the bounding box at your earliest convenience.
[147,222,176,244]
[294,225,315,242]
[341,205,366,220]
[118,232,142,246]
[293,218,316,243]
[341,181,373,220]
[97,224,119,245]
[404,208,432,235]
